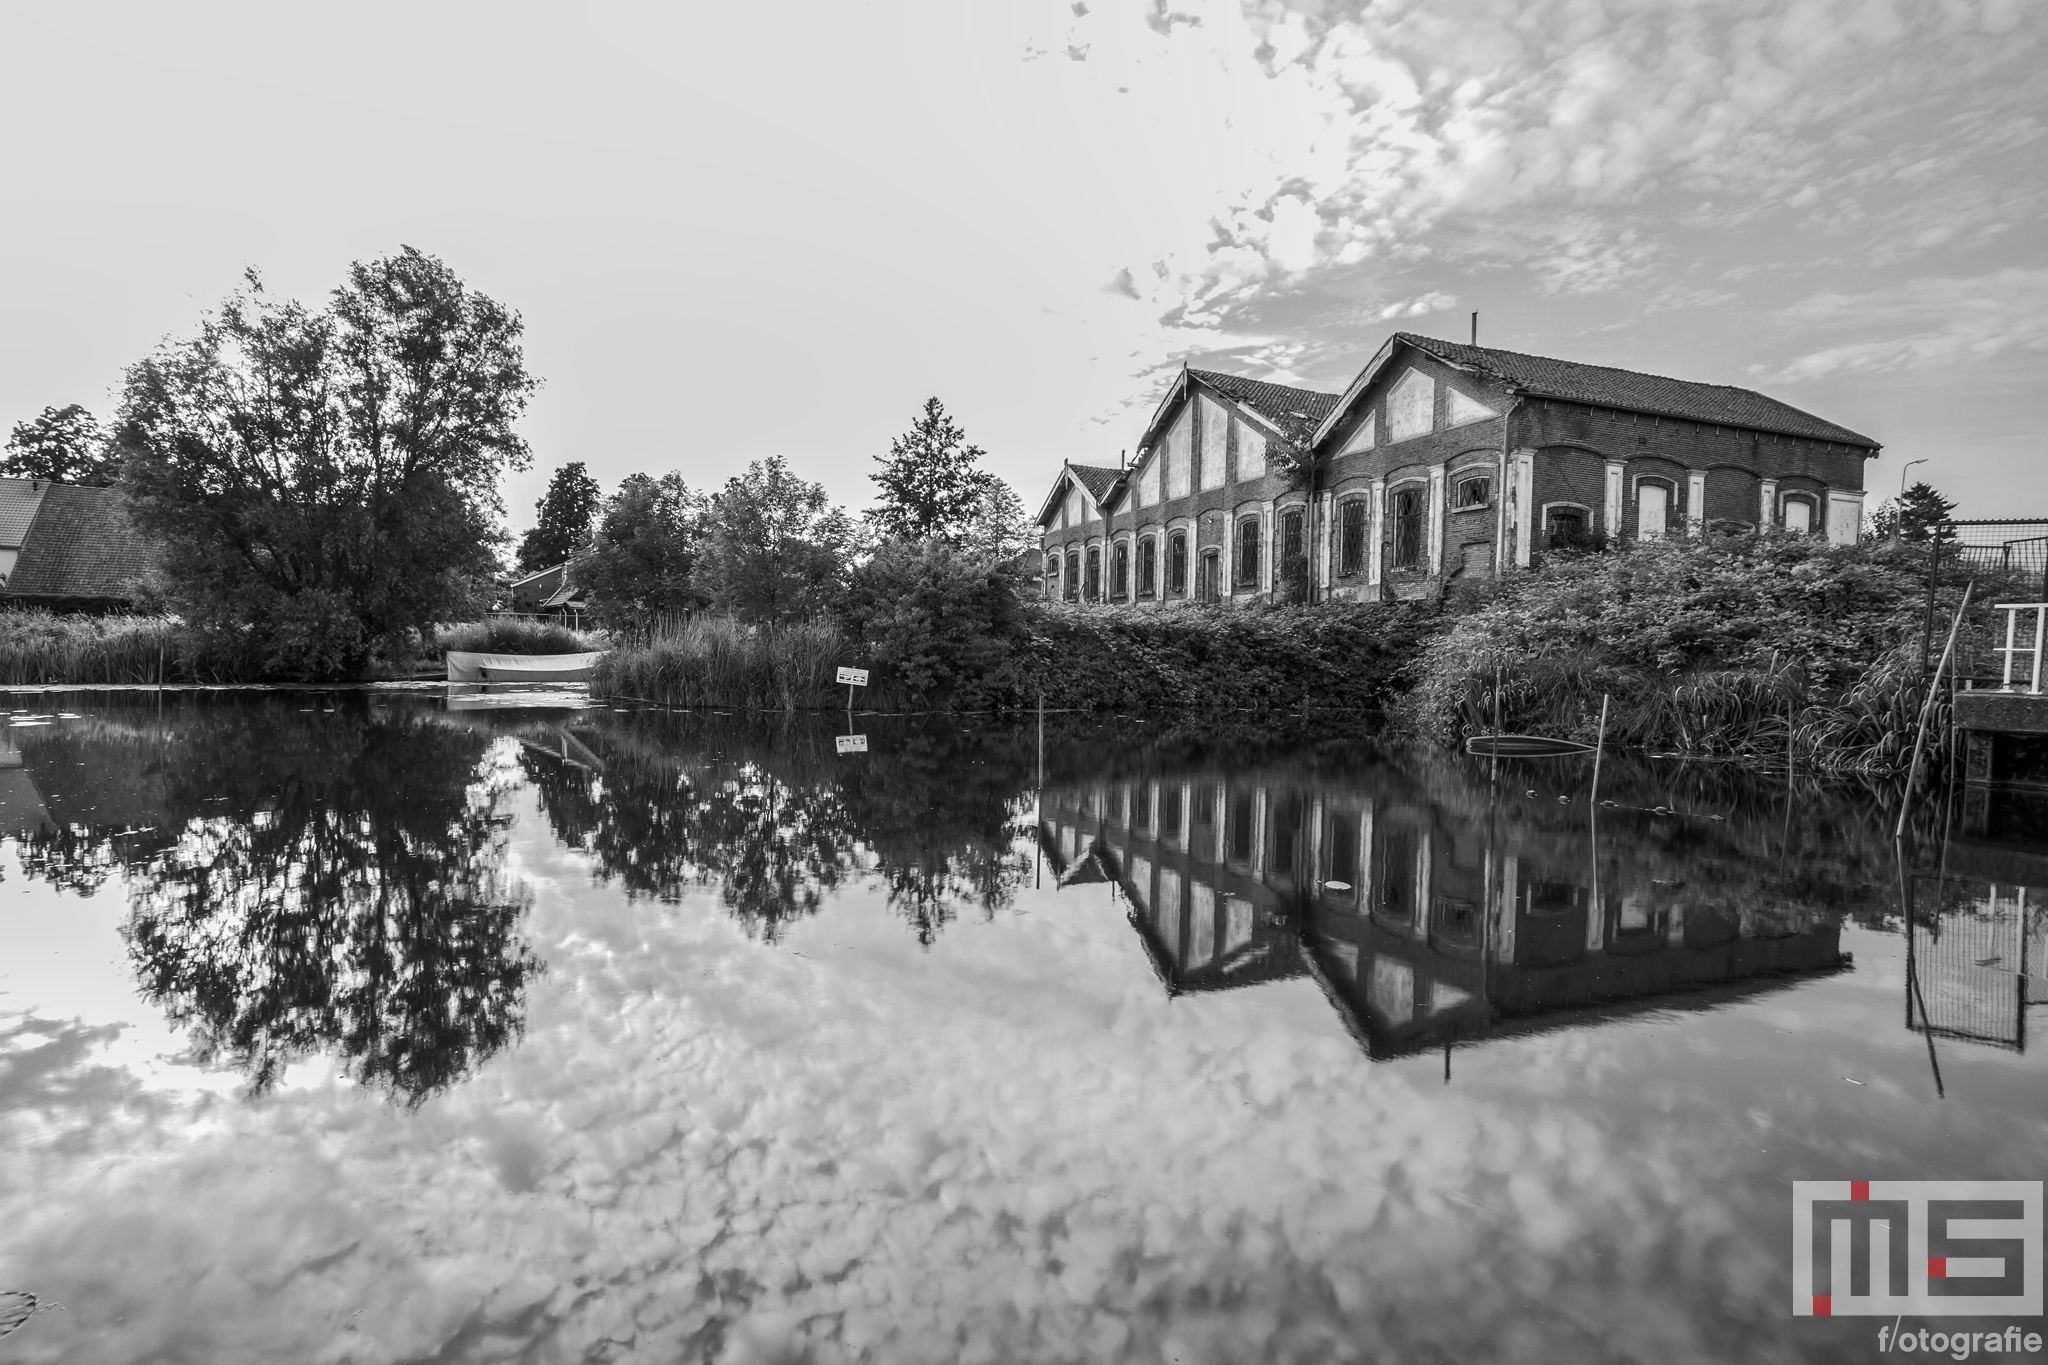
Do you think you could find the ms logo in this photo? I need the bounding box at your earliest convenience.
[1793,1181,2043,1317]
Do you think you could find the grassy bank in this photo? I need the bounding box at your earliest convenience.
[0,612,239,685]
[432,618,602,656]
[593,616,846,709]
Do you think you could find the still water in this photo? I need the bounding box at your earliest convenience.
[0,688,2043,1364]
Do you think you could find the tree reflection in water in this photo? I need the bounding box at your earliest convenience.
[12,700,542,1106]
[518,712,1038,944]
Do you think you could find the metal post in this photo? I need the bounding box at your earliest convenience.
[2001,607,2019,691]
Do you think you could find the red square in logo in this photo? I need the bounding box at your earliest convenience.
[1851,1181,1870,1201]
[1813,1296,1831,1316]
[1929,1258,1947,1279]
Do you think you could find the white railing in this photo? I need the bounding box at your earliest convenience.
[1993,603,2047,694]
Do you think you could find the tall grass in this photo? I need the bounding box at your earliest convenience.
[593,615,846,710]
[433,617,602,656]
[0,611,241,685]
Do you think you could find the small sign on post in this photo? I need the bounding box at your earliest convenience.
[836,665,869,712]
[836,734,868,754]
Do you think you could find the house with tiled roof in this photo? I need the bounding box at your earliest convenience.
[1037,333,1879,607]
[0,478,160,610]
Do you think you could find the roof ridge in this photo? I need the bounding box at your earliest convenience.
[1396,332,1762,395]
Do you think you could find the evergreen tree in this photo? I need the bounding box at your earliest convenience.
[2,404,118,485]
[870,398,1024,553]
[517,461,602,571]
[1869,481,1957,543]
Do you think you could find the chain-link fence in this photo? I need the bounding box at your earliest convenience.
[1951,520,2048,600]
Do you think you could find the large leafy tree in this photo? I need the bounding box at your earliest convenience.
[1,403,118,485]
[516,460,602,572]
[117,248,536,676]
[870,397,1028,557]
[571,471,708,624]
[697,454,857,623]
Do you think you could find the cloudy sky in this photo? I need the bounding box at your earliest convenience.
[0,0,2040,526]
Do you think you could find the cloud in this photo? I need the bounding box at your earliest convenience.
[1754,267,2048,381]
[1376,290,1457,319]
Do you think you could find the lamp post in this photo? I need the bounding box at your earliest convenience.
[1892,458,1927,543]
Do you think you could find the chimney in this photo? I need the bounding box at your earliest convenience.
[1470,312,1478,347]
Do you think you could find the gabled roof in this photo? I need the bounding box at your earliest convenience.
[508,562,567,590]
[1187,369,1341,447]
[1036,460,1128,527]
[0,478,49,549]
[1367,332,1879,449]
[5,484,159,602]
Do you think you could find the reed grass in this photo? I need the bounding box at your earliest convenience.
[0,611,233,685]
[593,614,847,710]
[433,617,602,656]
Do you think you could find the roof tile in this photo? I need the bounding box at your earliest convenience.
[1393,333,1878,447]
[1188,370,1341,446]
[5,484,161,602]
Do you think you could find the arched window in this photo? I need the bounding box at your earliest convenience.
[1064,550,1080,602]
[1339,499,1367,576]
[1044,551,1060,599]
[1545,504,1592,550]
[1112,542,1130,599]
[1168,530,1189,595]
[1138,535,1157,597]
[1234,517,1260,589]
[1390,487,1424,569]
[1084,546,1101,600]
[1199,549,1221,602]
[1782,495,1815,533]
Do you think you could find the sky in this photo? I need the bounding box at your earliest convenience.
[0,0,2042,531]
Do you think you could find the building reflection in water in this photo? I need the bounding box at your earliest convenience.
[1041,752,1856,1061]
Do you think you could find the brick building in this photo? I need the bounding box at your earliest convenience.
[1036,333,1879,605]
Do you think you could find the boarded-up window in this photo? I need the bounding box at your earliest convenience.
[1168,529,1189,594]
[1084,546,1100,599]
[1388,370,1434,443]
[1391,487,1424,568]
[1783,496,1814,533]
[1138,534,1157,596]
[1339,499,1366,575]
[1199,397,1228,491]
[1237,421,1266,479]
[1234,517,1260,588]
[1065,550,1081,601]
[1044,552,1060,597]
[1165,408,1192,500]
[1112,541,1129,598]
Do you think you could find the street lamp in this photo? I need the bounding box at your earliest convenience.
[1899,458,1927,498]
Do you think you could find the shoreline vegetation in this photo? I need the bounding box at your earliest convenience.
[0,533,1992,780]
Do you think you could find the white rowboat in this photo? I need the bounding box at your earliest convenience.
[445,650,605,683]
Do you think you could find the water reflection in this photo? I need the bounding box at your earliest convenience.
[5,699,540,1104]
[508,710,1037,944]
[1904,802,2048,1055]
[1041,746,1894,1061]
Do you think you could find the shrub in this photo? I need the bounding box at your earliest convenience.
[1394,532,1999,772]
[838,541,1031,710]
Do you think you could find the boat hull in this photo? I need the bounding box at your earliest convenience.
[445,650,604,683]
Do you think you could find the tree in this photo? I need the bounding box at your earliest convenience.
[517,461,602,572]
[870,397,1028,556]
[1869,481,1957,544]
[2,404,118,485]
[697,454,857,623]
[117,249,537,677]
[571,471,708,624]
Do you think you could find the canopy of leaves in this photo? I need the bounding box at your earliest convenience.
[2,403,118,485]
[517,460,602,572]
[697,454,857,623]
[870,397,1029,557]
[116,248,536,677]
[571,471,708,625]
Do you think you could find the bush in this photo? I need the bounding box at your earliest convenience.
[838,541,1030,710]
[0,611,251,684]
[1394,532,1998,772]
[435,618,601,657]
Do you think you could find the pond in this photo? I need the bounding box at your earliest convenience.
[0,688,2044,1364]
